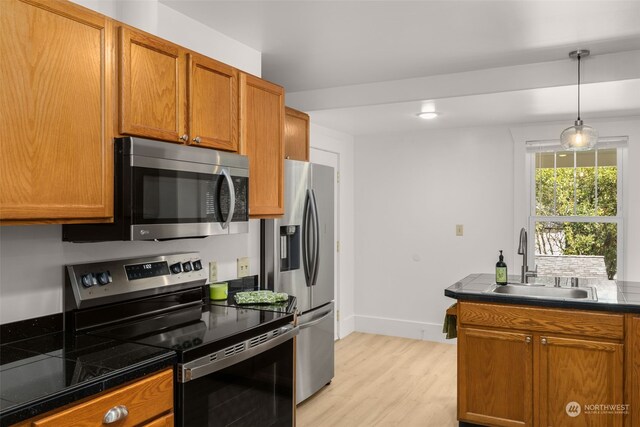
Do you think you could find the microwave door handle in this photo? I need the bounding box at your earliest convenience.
[302,189,312,287]
[221,169,235,230]
[310,189,320,287]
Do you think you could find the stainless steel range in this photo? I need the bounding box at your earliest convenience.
[65,253,298,427]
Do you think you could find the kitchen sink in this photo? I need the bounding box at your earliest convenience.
[487,284,597,301]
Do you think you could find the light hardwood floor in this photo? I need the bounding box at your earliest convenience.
[297,332,458,427]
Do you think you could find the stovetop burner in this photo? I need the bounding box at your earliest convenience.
[89,304,292,363]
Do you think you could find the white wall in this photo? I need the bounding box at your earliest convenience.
[309,124,356,338]
[353,127,515,343]
[352,117,640,344]
[71,0,261,75]
[0,0,262,324]
[0,222,260,324]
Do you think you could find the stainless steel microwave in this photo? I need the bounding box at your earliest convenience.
[63,137,249,242]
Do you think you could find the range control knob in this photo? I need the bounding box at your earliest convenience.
[170,263,182,274]
[182,262,193,273]
[80,273,95,288]
[192,260,202,271]
[96,271,111,286]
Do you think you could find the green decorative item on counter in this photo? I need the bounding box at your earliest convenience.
[234,290,289,304]
[496,250,508,285]
[210,282,228,300]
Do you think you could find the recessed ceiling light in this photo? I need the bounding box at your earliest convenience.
[417,112,439,120]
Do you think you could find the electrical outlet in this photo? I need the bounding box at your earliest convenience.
[209,261,217,283]
[456,224,464,236]
[237,257,250,278]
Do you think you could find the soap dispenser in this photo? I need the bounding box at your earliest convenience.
[496,250,508,285]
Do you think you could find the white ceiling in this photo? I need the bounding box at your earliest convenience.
[309,79,640,136]
[161,0,640,135]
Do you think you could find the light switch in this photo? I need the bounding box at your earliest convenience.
[456,224,464,236]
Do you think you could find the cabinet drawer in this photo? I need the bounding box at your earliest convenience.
[29,369,173,427]
[459,302,623,340]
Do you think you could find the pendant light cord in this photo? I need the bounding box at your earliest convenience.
[577,54,581,121]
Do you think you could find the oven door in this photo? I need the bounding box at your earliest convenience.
[177,325,298,427]
[129,155,246,240]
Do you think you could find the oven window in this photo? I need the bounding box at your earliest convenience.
[180,339,293,427]
[133,167,225,224]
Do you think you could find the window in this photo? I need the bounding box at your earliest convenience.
[529,144,624,280]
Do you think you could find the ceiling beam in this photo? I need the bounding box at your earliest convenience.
[287,50,640,112]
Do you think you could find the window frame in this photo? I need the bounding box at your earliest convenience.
[527,146,625,280]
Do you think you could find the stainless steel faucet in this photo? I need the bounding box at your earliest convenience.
[517,227,537,283]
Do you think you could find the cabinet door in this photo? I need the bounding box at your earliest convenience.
[629,316,640,427]
[539,335,624,427]
[119,27,185,143]
[143,412,174,427]
[458,327,533,427]
[14,369,173,427]
[284,107,309,161]
[239,73,284,217]
[187,53,238,151]
[0,0,113,222]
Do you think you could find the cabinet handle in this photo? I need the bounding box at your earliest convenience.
[103,405,128,424]
[541,337,548,345]
[193,136,201,143]
[179,134,189,142]
[525,336,531,343]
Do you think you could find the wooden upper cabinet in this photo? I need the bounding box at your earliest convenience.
[539,335,624,427]
[0,0,113,222]
[187,53,238,151]
[239,73,285,217]
[119,26,185,143]
[284,107,310,161]
[458,327,533,427]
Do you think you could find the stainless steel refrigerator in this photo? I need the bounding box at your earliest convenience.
[261,160,335,404]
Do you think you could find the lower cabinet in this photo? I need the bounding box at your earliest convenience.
[458,328,533,427]
[538,335,623,427]
[143,412,174,427]
[628,315,640,427]
[458,302,627,427]
[12,369,173,427]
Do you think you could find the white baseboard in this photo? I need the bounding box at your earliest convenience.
[354,315,456,344]
[338,315,355,339]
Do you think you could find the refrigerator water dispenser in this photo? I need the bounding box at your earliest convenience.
[280,225,300,271]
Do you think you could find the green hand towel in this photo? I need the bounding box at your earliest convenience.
[442,303,458,339]
[234,290,289,304]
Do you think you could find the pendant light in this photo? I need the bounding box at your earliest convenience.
[560,49,598,151]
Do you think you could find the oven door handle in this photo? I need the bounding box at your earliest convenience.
[221,169,235,230]
[180,324,299,383]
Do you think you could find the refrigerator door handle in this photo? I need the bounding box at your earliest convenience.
[220,169,235,230]
[299,309,333,330]
[302,189,312,287]
[310,190,320,287]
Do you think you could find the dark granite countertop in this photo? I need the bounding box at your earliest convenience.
[445,274,640,314]
[0,314,175,426]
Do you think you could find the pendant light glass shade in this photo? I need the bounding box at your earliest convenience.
[560,120,598,151]
[561,49,597,151]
